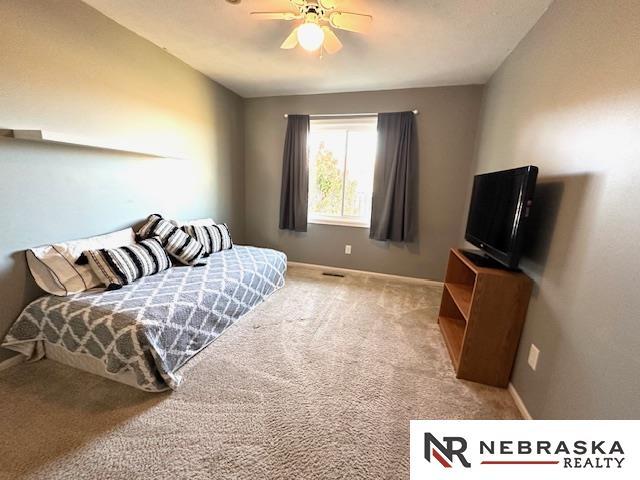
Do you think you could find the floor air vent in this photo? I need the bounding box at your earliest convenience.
[322,272,345,278]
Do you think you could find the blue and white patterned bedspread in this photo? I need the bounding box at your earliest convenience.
[2,246,287,391]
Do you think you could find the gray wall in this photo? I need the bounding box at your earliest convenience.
[0,0,244,362]
[244,86,483,280]
[471,0,640,418]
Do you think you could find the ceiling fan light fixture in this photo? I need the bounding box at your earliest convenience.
[297,22,324,52]
[251,1,371,56]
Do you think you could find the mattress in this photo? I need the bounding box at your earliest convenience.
[2,246,287,392]
[44,342,142,389]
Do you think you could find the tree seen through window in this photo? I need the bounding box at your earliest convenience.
[308,119,377,226]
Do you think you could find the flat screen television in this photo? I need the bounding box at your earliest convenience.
[464,165,538,269]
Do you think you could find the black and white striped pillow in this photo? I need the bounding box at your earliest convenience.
[83,237,171,290]
[137,214,206,266]
[182,223,233,254]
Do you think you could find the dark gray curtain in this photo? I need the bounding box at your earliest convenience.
[279,115,310,232]
[369,111,418,242]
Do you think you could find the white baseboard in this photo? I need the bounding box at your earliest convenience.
[508,382,533,420]
[287,261,443,286]
[0,353,24,372]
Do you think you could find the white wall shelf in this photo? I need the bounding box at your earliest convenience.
[0,128,171,158]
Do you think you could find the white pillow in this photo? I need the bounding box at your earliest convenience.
[26,228,136,296]
[169,217,216,227]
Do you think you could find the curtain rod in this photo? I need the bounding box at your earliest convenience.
[284,110,418,118]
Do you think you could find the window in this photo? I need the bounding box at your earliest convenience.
[307,117,377,228]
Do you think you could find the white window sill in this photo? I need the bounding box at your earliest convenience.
[308,217,370,229]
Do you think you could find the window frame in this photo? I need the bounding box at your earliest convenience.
[307,116,378,229]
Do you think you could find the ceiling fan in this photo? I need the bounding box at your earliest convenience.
[250,0,372,55]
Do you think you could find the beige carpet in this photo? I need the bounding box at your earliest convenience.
[0,266,520,479]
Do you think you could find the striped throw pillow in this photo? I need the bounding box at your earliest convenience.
[84,237,171,290]
[182,223,233,254]
[137,214,206,266]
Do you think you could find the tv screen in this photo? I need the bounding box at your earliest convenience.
[465,166,538,269]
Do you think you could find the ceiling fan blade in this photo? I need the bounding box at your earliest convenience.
[318,0,336,9]
[322,27,342,54]
[329,12,372,33]
[280,27,300,49]
[250,12,301,21]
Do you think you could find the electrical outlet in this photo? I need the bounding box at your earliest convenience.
[345,245,352,255]
[528,344,540,371]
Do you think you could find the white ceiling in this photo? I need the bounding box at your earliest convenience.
[83,0,552,98]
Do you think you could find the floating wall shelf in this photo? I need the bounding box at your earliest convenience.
[0,128,172,158]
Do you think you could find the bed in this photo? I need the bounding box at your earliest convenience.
[2,246,287,392]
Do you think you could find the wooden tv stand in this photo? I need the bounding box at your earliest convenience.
[438,249,533,388]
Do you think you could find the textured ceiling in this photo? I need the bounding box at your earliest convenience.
[82,0,552,97]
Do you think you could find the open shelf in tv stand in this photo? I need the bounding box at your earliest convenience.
[437,248,533,388]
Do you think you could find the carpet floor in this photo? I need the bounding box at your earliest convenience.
[0,266,520,479]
